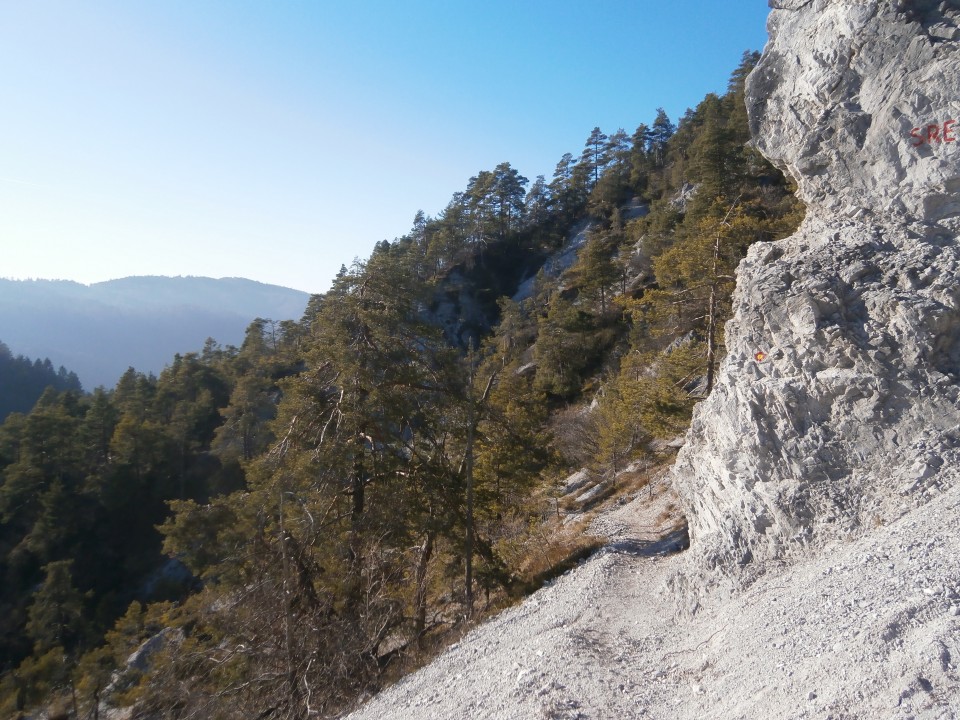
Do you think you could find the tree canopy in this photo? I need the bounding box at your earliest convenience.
[0,51,805,719]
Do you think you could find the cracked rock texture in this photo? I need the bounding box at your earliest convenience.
[672,0,960,612]
[750,0,960,223]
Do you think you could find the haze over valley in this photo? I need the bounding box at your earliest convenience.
[0,276,308,390]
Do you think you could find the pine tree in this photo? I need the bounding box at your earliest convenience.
[490,162,529,237]
[688,94,735,205]
[573,231,620,315]
[629,123,653,196]
[581,126,609,186]
[650,108,675,168]
[533,295,591,398]
[26,560,84,654]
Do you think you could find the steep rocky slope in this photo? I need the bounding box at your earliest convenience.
[345,2,960,717]
[672,0,960,611]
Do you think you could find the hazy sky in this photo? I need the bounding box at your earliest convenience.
[1,1,770,294]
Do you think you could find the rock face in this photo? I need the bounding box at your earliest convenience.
[672,0,960,611]
[750,0,960,225]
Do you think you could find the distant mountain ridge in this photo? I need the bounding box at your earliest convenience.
[0,276,310,389]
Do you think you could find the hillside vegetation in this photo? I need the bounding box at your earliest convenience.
[0,343,82,421]
[0,52,803,719]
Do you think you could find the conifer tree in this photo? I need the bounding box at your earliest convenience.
[26,560,84,655]
[650,108,676,168]
[581,126,609,186]
[573,231,620,315]
[629,123,653,195]
[689,94,736,206]
[533,295,591,398]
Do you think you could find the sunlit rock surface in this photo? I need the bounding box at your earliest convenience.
[672,0,960,611]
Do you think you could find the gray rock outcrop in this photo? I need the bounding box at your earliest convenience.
[672,0,960,612]
[126,627,184,672]
[750,0,960,225]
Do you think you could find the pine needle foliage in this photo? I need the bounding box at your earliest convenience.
[0,50,806,718]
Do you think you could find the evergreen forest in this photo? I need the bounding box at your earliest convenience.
[0,52,804,719]
[0,344,82,422]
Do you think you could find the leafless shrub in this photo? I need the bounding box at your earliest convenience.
[550,405,599,467]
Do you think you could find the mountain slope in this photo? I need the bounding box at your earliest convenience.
[347,481,960,719]
[346,2,960,717]
[0,276,309,389]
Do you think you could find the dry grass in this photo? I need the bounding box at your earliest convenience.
[508,518,604,597]
[657,500,679,525]
[617,467,653,495]
[359,461,678,715]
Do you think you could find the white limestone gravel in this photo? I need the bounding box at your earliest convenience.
[345,476,959,719]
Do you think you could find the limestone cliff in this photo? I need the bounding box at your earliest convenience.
[672,0,960,610]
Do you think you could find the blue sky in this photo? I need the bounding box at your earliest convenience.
[0,1,771,294]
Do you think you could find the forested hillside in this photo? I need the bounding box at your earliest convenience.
[0,52,803,719]
[0,343,82,421]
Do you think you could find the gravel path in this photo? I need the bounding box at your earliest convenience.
[344,474,960,719]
